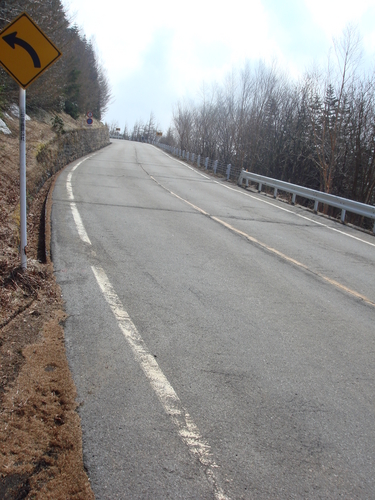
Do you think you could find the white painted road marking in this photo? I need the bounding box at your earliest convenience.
[63,145,373,498]
[155,145,375,248]
[65,154,230,498]
[216,181,375,248]
[66,149,375,308]
[66,158,93,245]
[91,265,230,500]
[152,144,210,179]
[150,174,375,308]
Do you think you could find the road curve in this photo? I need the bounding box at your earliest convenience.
[51,140,375,499]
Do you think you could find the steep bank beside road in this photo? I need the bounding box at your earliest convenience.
[0,110,109,498]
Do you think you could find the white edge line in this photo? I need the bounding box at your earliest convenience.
[153,145,374,247]
[66,156,94,245]
[70,203,91,245]
[151,144,210,179]
[149,167,375,306]
[91,264,230,500]
[215,182,375,248]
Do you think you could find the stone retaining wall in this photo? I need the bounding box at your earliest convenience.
[33,126,110,197]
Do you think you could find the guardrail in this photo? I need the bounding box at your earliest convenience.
[153,141,375,233]
[157,143,236,181]
[238,170,375,233]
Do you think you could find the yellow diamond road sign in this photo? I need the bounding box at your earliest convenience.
[0,12,62,88]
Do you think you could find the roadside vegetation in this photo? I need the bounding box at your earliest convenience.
[0,0,111,121]
[0,2,110,497]
[167,27,375,228]
[0,109,97,499]
[123,27,375,230]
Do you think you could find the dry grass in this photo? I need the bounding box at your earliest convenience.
[0,110,94,498]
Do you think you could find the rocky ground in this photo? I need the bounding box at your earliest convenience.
[0,110,95,499]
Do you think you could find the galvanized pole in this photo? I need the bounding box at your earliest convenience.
[19,87,27,269]
[226,164,231,180]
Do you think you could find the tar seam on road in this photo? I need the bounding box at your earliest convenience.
[149,174,375,308]
[67,150,375,308]
[91,265,230,500]
[65,156,230,500]
[155,145,375,249]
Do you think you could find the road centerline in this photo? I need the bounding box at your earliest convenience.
[66,157,231,498]
[66,155,375,308]
[154,144,375,247]
[149,174,375,308]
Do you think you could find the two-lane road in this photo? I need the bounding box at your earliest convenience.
[52,140,375,499]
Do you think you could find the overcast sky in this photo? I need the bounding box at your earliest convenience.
[62,0,375,132]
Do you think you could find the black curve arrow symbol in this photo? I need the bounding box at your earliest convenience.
[3,31,41,68]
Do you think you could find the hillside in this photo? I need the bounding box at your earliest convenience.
[0,109,107,498]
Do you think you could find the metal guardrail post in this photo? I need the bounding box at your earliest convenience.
[238,169,375,233]
[213,160,218,173]
[197,155,201,167]
[205,157,209,170]
[192,153,195,163]
[226,164,231,180]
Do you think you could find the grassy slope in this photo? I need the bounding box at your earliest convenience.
[0,110,95,499]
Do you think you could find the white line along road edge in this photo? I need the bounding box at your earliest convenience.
[91,265,230,500]
[155,145,375,248]
[66,158,92,245]
[65,159,230,499]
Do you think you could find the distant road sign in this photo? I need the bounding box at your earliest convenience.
[0,12,62,88]
[87,118,93,126]
[87,111,93,118]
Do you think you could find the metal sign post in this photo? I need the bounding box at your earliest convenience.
[19,88,27,268]
[0,12,62,269]
[86,111,93,126]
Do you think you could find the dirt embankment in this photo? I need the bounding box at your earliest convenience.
[0,109,107,498]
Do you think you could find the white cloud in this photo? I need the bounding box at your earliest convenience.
[304,0,375,38]
[65,0,275,86]
[63,0,375,129]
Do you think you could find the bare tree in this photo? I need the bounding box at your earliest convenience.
[173,101,194,151]
[308,26,362,194]
[0,1,111,120]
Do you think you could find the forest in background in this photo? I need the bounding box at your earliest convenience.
[125,27,373,221]
[0,0,111,120]
[166,27,375,212]
[3,1,373,217]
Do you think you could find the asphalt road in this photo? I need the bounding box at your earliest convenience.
[52,140,375,499]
